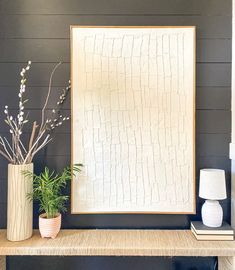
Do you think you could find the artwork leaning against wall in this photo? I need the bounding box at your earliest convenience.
[71,26,196,214]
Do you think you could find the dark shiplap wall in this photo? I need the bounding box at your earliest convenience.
[0,0,231,269]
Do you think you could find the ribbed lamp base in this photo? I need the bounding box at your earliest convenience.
[201,200,223,228]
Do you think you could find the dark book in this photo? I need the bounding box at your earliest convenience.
[191,221,234,235]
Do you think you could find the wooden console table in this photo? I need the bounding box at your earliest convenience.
[0,229,234,270]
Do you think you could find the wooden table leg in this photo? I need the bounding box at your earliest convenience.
[218,257,235,270]
[0,256,6,270]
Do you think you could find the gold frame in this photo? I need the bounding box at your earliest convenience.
[70,25,196,215]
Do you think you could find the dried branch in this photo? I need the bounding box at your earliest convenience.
[28,121,38,153]
[40,62,62,132]
[0,137,13,161]
[23,130,47,164]
[30,137,52,161]
[19,138,27,153]
[0,61,71,164]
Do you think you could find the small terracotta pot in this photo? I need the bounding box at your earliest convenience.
[39,213,61,239]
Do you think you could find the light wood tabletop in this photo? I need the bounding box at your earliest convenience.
[0,229,234,257]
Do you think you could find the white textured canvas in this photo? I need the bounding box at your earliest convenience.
[71,26,195,213]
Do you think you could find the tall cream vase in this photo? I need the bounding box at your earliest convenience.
[7,163,33,241]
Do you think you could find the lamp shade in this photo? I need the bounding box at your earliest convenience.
[199,169,227,200]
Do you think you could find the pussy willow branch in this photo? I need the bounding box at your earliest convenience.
[0,61,70,164]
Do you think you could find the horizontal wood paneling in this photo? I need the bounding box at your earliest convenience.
[0,109,230,135]
[0,63,231,86]
[0,15,231,39]
[196,63,231,86]
[0,0,231,15]
[196,87,231,110]
[197,110,231,133]
[0,132,229,157]
[0,155,231,183]
[197,133,231,157]
[0,87,69,109]
[0,0,232,268]
[45,133,231,157]
[0,86,231,110]
[0,39,231,63]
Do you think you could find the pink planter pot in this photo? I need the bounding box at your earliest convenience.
[39,213,61,239]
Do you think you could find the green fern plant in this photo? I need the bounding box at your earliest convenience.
[24,164,82,219]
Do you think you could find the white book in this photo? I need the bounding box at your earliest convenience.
[191,226,234,241]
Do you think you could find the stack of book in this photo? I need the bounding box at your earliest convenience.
[191,221,234,240]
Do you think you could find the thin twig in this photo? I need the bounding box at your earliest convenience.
[40,62,62,132]
[23,130,46,163]
[18,138,27,153]
[0,137,13,161]
[3,137,15,155]
[30,137,52,161]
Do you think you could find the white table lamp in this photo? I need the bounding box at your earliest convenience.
[199,169,227,227]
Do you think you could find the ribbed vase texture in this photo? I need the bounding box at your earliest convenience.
[7,163,33,241]
[39,213,61,239]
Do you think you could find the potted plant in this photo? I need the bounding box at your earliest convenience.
[0,61,71,241]
[24,164,82,239]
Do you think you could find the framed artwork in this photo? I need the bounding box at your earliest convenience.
[71,26,196,214]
